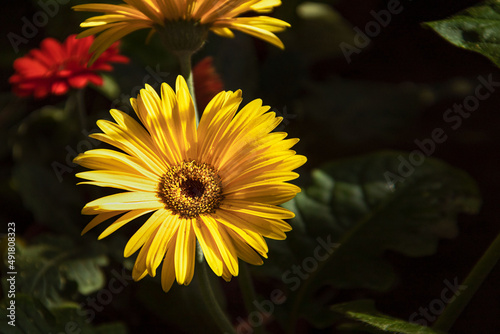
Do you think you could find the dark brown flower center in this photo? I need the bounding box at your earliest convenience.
[157,161,223,219]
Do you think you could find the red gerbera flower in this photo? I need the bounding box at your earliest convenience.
[9,35,129,99]
[193,56,224,111]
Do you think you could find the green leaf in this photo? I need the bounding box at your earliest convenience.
[264,151,481,331]
[6,235,110,308]
[296,151,481,291]
[331,299,443,334]
[0,294,53,334]
[12,162,85,236]
[424,0,500,68]
[9,106,89,235]
[0,294,128,334]
[64,256,109,295]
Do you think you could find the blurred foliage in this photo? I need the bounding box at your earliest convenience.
[0,294,127,334]
[293,151,479,288]
[258,151,481,330]
[331,299,442,334]
[1,0,499,333]
[425,0,500,69]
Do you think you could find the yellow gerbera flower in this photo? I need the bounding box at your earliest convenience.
[75,76,305,292]
[73,0,290,62]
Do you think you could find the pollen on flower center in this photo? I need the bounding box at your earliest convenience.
[157,161,224,219]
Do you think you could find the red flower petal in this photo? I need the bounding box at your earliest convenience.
[51,81,70,96]
[193,56,224,111]
[9,34,129,99]
[39,38,66,63]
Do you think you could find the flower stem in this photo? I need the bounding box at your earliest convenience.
[432,231,500,332]
[66,89,87,129]
[238,263,266,334]
[176,51,199,126]
[197,244,235,334]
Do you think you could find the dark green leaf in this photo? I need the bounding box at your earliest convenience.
[12,163,85,235]
[425,0,500,68]
[11,235,110,307]
[64,256,109,295]
[331,299,443,334]
[10,106,89,235]
[0,294,128,334]
[296,151,481,291]
[258,151,481,330]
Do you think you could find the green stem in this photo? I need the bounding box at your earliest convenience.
[65,89,87,129]
[197,244,236,334]
[432,231,500,332]
[76,88,87,129]
[238,263,265,334]
[176,51,199,126]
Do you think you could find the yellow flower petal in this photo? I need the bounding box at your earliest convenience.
[198,91,242,163]
[194,217,224,276]
[146,214,180,277]
[200,215,239,276]
[174,218,196,284]
[81,211,126,235]
[224,21,285,49]
[225,183,301,206]
[88,22,147,64]
[175,76,198,158]
[124,209,168,257]
[135,86,183,165]
[215,210,269,256]
[99,209,154,240]
[224,225,264,265]
[221,199,295,219]
[230,16,290,32]
[82,192,163,214]
[76,170,158,192]
[161,238,177,292]
[132,224,158,280]
[74,149,159,180]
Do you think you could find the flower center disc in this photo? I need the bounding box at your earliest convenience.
[158,161,223,219]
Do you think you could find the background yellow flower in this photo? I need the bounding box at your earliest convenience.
[74,0,290,62]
